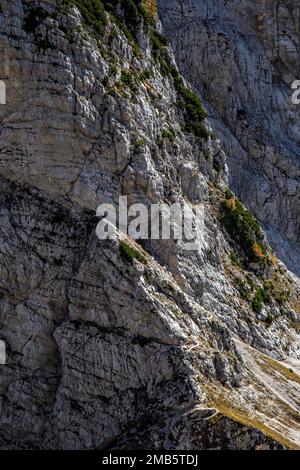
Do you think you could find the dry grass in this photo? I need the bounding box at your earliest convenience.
[210,400,299,450]
[225,196,236,210]
[142,0,157,18]
[260,355,300,385]
[252,242,265,259]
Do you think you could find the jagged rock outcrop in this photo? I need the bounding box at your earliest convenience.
[158,0,300,275]
[0,0,299,450]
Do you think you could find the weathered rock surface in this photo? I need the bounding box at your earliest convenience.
[0,0,299,450]
[111,407,285,450]
[158,0,300,275]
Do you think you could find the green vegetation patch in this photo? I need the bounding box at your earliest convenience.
[65,0,154,44]
[64,0,107,36]
[121,69,138,92]
[65,0,209,138]
[119,240,147,264]
[150,29,168,50]
[120,67,153,94]
[220,192,270,266]
[174,72,208,135]
[252,286,271,313]
[251,279,289,318]
[145,29,209,138]
[230,251,242,268]
[162,127,176,141]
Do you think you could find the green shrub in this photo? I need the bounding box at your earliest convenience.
[121,68,134,81]
[220,193,268,265]
[133,139,146,149]
[252,286,271,313]
[162,127,176,141]
[147,29,209,139]
[116,0,152,33]
[252,289,264,313]
[266,313,274,326]
[156,138,163,148]
[140,68,153,80]
[121,68,134,83]
[150,29,168,50]
[104,0,156,46]
[111,65,118,74]
[104,0,140,44]
[234,278,251,301]
[119,240,147,264]
[65,0,107,36]
[120,67,153,93]
[230,251,241,267]
[108,87,117,97]
[164,57,209,139]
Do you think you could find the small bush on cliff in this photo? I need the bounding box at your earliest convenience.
[150,29,168,50]
[176,84,208,138]
[162,127,176,141]
[220,192,270,266]
[121,69,138,92]
[252,286,271,313]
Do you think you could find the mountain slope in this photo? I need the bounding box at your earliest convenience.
[0,0,299,449]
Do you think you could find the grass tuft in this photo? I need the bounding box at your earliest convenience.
[119,240,147,264]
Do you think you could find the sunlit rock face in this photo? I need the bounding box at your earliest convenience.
[0,0,299,450]
[158,0,300,276]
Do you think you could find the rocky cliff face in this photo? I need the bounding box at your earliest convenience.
[158,0,300,275]
[0,0,300,450]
